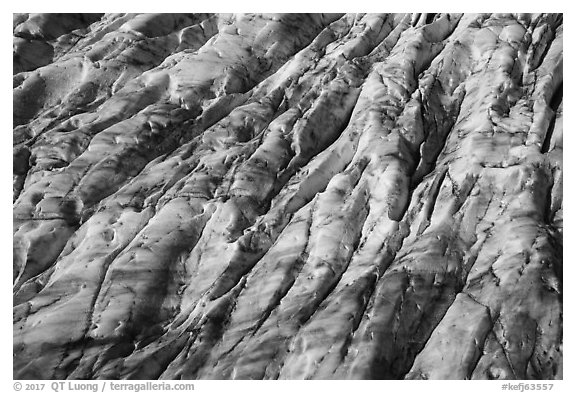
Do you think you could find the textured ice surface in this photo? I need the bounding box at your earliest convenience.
[13,13,562,380]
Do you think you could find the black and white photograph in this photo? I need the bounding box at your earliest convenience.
[9,4,568,389]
